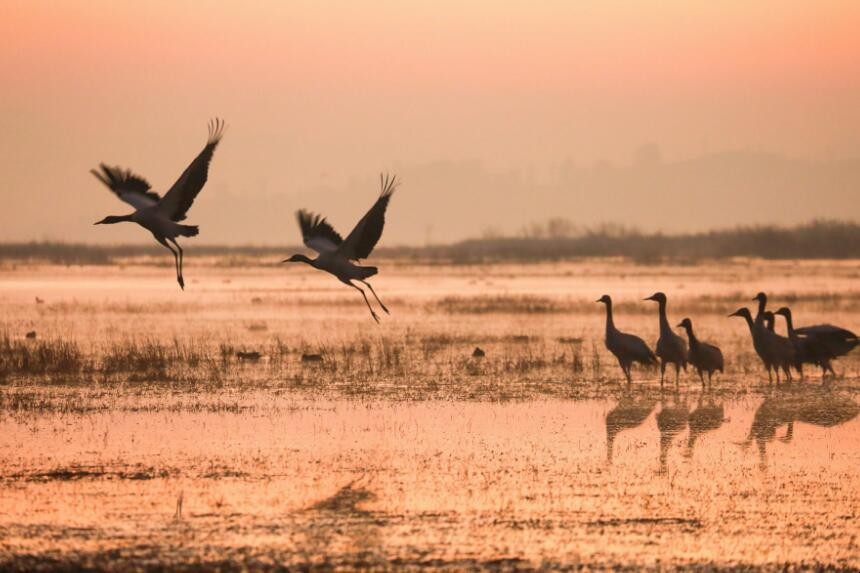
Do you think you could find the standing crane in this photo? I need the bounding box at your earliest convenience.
[677,318,724,387]
[762,310,796,383]
[597,295,658,384]
[644,292,688,386]
[283,174,397,323]
[91,118,226,289]
[729,307,774,383]
[731,307,794,384]
[774,306,858,378]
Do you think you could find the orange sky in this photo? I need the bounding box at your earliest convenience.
[2,1,860,243]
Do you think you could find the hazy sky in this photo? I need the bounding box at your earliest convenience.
[2,1,860,244]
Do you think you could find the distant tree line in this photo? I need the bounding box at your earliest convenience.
[1,219,858,265]
[393,219,860,263]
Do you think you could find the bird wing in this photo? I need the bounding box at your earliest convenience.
[337,173,397,261]
[796,324,858,358]
[158,118,225,222]
[795,324,857,340]
[90,164,161,210]
[619,332,658,364]
[702,343,725,369]
[296,210,343,254]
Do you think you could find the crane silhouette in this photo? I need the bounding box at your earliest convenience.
[283,174,397,323]
[762,310,795,383]
[597,295,658,384]
[91,118,225,289]
[677,318,724,387]
[643,292,688,386]
[774,306,858,378]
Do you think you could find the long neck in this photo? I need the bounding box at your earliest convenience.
[657,300,671,334]
[604,301,616,332]
[782,313,795,336]
[683,325,699,347]
[755,297,767,323]
[105,214,135,224]
[743,314,756,334]
[294,254,316,267]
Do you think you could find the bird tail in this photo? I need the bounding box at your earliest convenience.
[357,266,378,279]
[179,225,199,237]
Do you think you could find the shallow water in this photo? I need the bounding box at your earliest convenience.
[2,388,858,570]
[1,261,859,570]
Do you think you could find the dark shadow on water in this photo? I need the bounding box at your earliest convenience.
[299,477,386,567]
[605,393,656,466]
[685,394,726,458]
[743,385,859,471]
[656,392,689,474]
[309,478,376,515]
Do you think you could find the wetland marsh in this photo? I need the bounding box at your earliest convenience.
[1,258,859,571]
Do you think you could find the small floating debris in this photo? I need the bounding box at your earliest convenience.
[301,353,324,363]
[25,331,37,339]
[236,351,262,362]
[472,347,486,358]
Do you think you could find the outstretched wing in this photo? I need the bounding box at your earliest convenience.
[296,210,343,254]
[158,118,225,221]
[337,173,397,261]
[90,164,161,210]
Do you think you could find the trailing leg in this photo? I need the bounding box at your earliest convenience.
[168,238,185,289]
[345,281,380,323]
[155,236,181,289]
[360,280,389,314]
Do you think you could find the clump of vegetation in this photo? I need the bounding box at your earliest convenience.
[0,335,84,379]
[101,339,213,379]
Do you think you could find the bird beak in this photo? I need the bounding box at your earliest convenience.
[643,295,655,301]
[94,221,102,225]
[676,322,683,327]
[281,259,289,263]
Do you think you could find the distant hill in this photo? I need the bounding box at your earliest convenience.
[189,151,860,245]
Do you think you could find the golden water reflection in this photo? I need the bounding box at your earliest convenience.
[1,387,857,569]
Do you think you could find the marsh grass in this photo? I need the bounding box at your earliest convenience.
[430,291,860,316]
[2,259,859,411]
[0,335,84,379]
[432,295,564,314]
[38,301,203,316]
[1,328,856,398]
